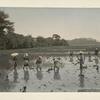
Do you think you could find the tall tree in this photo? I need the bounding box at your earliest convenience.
[52,34,61,46]
[0,10,14,49]
[52,34,61,40]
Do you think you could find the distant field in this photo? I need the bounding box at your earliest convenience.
[0,46,99,55]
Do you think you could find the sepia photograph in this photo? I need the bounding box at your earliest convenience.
[0,7,100,92]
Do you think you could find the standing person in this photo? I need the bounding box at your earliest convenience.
[94,48,99,56]
[23,53,29,61]
[93,56,99,72]
[12,56,18,70]
[88,52,92,62]
[13,56,17,61]
[14,61,17,70]
[36,56,42,71]
[93,48,99,72]
[69,51,74,62]
[78,51,85,76]
[23,53,30,69]
[23,60,30,69]
[53,58,59,72]
[11,53,19,70]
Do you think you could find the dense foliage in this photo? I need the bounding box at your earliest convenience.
[0,11,69,50]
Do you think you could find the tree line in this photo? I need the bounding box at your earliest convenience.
[0,10,69,50]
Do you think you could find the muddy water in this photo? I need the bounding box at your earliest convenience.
[0,55,100,92]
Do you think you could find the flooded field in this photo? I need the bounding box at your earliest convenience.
[0,53,100,92]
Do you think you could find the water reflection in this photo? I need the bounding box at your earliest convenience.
[13,69,18,82]
[36,70,43,80]
[54,70,61,80]
[24,68,29,82]
[79,74,85,88]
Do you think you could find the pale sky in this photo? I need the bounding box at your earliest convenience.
[0,8,100,41]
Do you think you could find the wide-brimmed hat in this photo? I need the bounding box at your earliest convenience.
[79,51,84,54]
[11,53,19,56]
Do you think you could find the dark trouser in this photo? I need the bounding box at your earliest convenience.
[80,63,83,75]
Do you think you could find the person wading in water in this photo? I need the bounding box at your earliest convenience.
[69,51,74,62]
[23,53,30,69]
[53,58,59,72]
[12,56,18,70]
[36,56,42,71]
[77,51,85,76]
[93,56,99,73]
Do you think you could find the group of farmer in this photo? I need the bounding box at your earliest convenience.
[12,48,100,77]
[10,48,99,92]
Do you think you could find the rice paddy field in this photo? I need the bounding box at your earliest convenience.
[0,48,100,92]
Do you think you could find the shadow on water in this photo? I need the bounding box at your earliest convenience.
[36,70,43,80]
[13,69,18,82]
[54,70,61,80]
[24,68,29,82]
[79,74,85,88]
